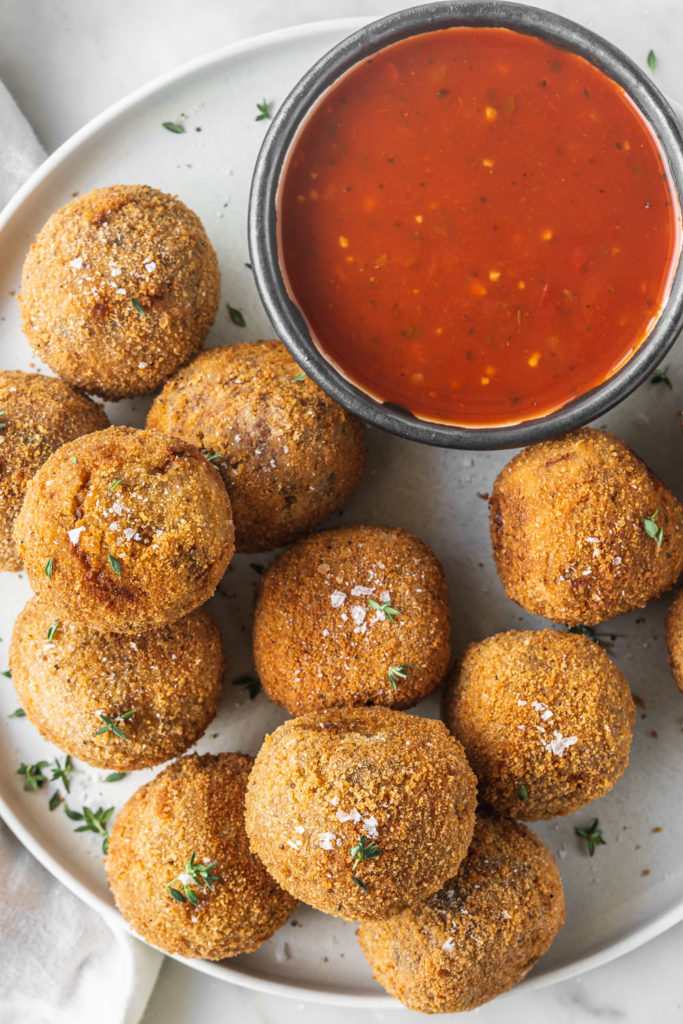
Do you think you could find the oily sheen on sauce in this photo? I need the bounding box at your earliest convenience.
[278,27,681,427]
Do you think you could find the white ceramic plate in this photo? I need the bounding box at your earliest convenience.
[1,18,683,1007]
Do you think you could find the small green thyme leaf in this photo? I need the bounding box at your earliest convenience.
[351,875,368,892]
[227,303,246,327]
[64,806,84,821]
[70,455,78,464]
[574,818,606,857]
[16,761,49,792]
[244,262,253,270]
[50,755,73,793]
[163,121,185,133]
[294,372,306,382]
[232,674,261,700]
[130,297,145,317]
[95,710,133,739]
[168,886,186,902]
[647,49,657,72]
[49,791,63,812]
[46,621,60,642]
[643,509,664,549]
[109,479,122,491]
[2,669,11,678]
[44,556,54,579]
[651,367,672,389]
[204,451,221,463]
[255,99,273,121]
[109,554,122,575]
[518,783,529,802]
[367,597,400,623]
[104,772,127,783]
[567,624,619,648]
[387,664,418,691]
[8,707,26,718]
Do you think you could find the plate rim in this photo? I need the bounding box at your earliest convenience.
[1,13,682,1007]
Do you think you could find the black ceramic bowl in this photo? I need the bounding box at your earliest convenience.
[248,1,683,450]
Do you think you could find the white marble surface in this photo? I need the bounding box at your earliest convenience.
[1,0,683,1020]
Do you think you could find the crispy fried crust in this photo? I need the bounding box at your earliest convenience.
[14,426,234,633]
[357,814,566,1013]
[106,753,297,959]
[244,708,477,921]
[442,629,635,820]
[19,185,220,399]
[9,597,225,770]
[253,525,450,714]
[146,341,366,552]
[0,371,108,570]
[490,428,683,625]
[665,588,683,695]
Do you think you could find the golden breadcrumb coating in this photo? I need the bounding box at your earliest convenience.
[357,813,566,1013]
[665,588,683,696]
[253,525,450,714]
[490,428,683,625]
[146,341,366,552]
[10,597,225,770]
[19,185,220,399]
[14,426,234,633]
[244,708,477,921]
[106,753,297,959]
[0,370,108,570]
[443,629,635,820]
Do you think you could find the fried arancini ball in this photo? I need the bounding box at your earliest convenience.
[14,426,234,634]
[490,428,683,626]
[9,597,225,770]
[19,185,220,400]
[146,341,366,552]
[443,630,635,820]
[244,708,477,922]
[665,588,683,696]
[106,753,297,959]
[0,370,108,571]
[253,526,450,714]
[357,813,566,1013]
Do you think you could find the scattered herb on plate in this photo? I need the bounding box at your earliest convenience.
[651,367,672,388]
[255,99,273,121]
[647,49,658,72]
[163,121,185,133]
[8,707,25,718]
[72,805,115,853]
[575,818,606,857]
[104,772,127,783]
[227,303,246,327]
[16,761,49,791]
[50,755,73,793]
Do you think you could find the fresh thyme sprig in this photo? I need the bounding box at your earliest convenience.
[367,598,400,623]
[567,624,620,648]
[651,367,672,389]
[167,850,222,904]
[204,451,221,464]
[255,99,273,121]
[8,707,25,718]
[50,755,73,793]
[349,834,382,892]
[574,818,606,857]
[16,761,49,791]
[387,664,417,691]
[643,510,664,549]
[95,710,133,739]
[70,805,115,853]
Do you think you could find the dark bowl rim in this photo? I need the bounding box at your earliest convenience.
[248,1,683,450]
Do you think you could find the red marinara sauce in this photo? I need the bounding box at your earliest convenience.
[278,28,681,427]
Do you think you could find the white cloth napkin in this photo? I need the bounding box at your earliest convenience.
[0,82,163,1024]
